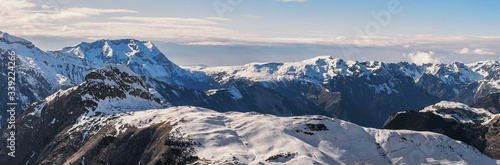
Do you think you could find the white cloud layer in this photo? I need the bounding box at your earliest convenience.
[204,17,230,21]
[0,0,499,63]
[1,1,136,25]
[242,15,263,19]
[404,51,441,65]
[456,48,495,55]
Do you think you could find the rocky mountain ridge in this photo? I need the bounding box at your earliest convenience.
[0,64,497,164]
[383,101,500,159]
[0,63,163,164]
[2,31,500,128]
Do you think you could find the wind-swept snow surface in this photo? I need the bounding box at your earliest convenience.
[70,106,499,165]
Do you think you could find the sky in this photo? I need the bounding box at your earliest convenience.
[1,0,500,66]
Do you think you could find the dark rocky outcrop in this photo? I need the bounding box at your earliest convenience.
[417,73,458,100]
[485,116,500,159]
[37,122,198,165]
[472,92,500,114]
[383,111,487,152]
[382,103,499,159]
[452,82,480,105]
[0,64,162,165]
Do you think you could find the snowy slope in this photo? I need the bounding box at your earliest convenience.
[3,30,500,108]
[0,32,208,120]
[191,56,480,87]
[193,56,390,87]
[0,63,166,165]
[420,101,496,124]
[68,106,499,165]
[0,31,75,90]
[27,63,163,118]
[79,64,162,116]
[383,61,496,101]
[0,32,78,87]
[190,56,498,101]
[3,30,500,104]
[48,39,209,88]
[468,60,500,78]
[465,61,500,101]
[383,101,500,160]
[0,31,77,125]
[421,62,482,84]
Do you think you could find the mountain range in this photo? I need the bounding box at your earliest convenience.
[3,31,500,128]
[2,31,500,164]
[0,63,497,164]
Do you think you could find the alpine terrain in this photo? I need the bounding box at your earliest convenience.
[1,31,500,164]
[0,64,497,164]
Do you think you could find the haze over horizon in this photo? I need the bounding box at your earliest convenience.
[1,0,499,66]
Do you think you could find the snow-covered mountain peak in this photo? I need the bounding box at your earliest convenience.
[58,39,165,66]
[0,32,79,112]
[469,60,500,68]
[0,31,34,48]
[301,55,335,63]
[47,38,211,89]
[298,56,349,67]
[81,64,162,116]
[27,64,162,119]
[432,101,473,110]
[468,60,500,78]
[194,56,396,87]
[421,101,493,124]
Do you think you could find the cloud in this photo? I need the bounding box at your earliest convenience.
[0,0,35,11]
[404,51,441,65]
[18,18,261,44]
[456,48,495,55]
[27,8,136,22]
[0,0,137,28]
[1,1,499,59]
[242,15,262,19]
[204,17,230,21]
[112,16,219,25]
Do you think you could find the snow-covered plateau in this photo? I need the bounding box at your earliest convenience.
[67,106,499,164]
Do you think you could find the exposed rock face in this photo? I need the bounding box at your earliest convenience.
[473,92,500,114]
[417,73,459,100]
[0,63,497,164]
[48,39,212,90]
[0,64,161,165]
[485,116,500,159]
[5,31,500,130]
[396,62,484,101]
[452,81,480,105]
[0,32,70,127]
[38,106,500,164]
[193,58,441,127]
[322,70,440,127]
[153,74,438,127]
[383,101,500,159]
[383,111,487,152]
[37,122,198,165]
[464,60,500,103]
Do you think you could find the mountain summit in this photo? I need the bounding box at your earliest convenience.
[49,39,210,87]
[0,63,162,164]
[2,32,500,128]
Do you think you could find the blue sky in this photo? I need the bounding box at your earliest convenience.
[1,0,500,66]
